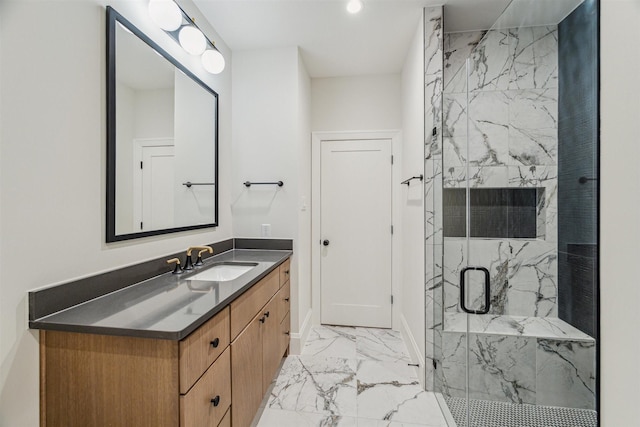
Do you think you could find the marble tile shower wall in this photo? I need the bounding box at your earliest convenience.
[442,27,559,319]
[423,6,444,392]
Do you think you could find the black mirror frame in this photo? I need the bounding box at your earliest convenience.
[106,6,219,243]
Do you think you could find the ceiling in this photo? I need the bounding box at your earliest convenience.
[191,0,562,78]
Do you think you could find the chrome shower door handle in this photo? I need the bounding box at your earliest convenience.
[459,266,491,314]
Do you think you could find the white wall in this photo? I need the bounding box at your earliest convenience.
[311,74,402,131]
[600,0,640,425]
[0,1,233,425]
[231,46,312,351]
[296,53,313,343]
[399,18,425,378]
[231,47,299,239]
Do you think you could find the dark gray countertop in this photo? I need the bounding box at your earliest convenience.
[29,249,291,340]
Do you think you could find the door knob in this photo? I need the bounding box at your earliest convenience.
[323,240,330,246]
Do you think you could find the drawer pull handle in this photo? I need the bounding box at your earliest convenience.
[285,331,290,336]
[259,316,266,323]
[211,396,220,407]
[284,297,290,302]
[285,269,290,275]
[210,338,220,348]
[264,311,270,318]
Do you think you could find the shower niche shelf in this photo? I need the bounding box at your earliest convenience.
[443,187,545,239]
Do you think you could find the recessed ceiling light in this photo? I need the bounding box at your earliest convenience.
[346,0,364,14]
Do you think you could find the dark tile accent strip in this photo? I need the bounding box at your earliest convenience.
[29,238,234,321]
[558,0,599,338]
[233,238,293,250]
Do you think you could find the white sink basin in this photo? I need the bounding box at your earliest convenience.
[188,263,257,282]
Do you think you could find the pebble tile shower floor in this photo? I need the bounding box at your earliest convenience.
[253,325,449,427]
[444,396,598,427]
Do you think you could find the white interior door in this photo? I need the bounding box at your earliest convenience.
[320,138,392,328]
[140,145,175,231]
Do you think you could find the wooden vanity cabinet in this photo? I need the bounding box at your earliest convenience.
[39,256,291,427]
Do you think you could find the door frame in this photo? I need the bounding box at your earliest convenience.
[311,130,402,330]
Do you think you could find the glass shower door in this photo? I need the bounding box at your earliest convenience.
[439,1,599,426]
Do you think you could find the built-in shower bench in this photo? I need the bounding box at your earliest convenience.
[439,313,596,410]
[443,313,594,342]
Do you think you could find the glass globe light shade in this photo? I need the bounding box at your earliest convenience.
[148,0,182,31]
[201,49,225,74]
[179,26,207,55]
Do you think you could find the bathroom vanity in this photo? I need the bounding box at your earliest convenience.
[31,247,291,427]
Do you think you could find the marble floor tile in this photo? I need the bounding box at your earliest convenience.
[268,356,358,417]
[257,409,358,427]
[355,328,411,362]
[303,325,358,358]
[259,327,450,427]
[357,381,448,425]
[357,359,420,385]
[356,418,441,427]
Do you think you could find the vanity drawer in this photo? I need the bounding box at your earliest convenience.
[279,311,290,357]
[277,281,290,324]
[180,347,231,427]
[179,307,230,394]
[230,268,279,339]
[279,258,291,287]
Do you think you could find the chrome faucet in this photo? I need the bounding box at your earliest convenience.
[184,246,213,270]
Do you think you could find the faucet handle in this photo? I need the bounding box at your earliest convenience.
[167,258,183,274]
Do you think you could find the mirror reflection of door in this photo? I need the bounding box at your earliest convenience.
[133,139,175,231]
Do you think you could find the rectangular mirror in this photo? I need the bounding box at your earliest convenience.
[106,7,218,242]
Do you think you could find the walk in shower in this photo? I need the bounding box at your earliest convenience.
[424,1,599,426]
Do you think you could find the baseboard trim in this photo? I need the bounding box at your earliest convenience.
[290,309,312,355]
[400,314,425,388]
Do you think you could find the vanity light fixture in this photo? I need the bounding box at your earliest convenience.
[178,25,206,55]
[346,0,364,14]
[201,49,225,74]
[148,0,225,74]
[148,0,182,31]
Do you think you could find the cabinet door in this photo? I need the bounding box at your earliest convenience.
[231,313,263,427]
[261,297,281,393]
